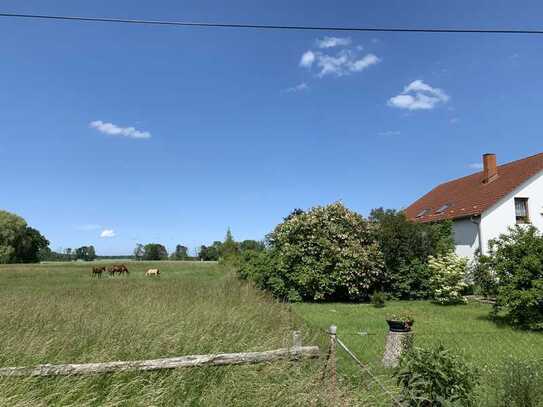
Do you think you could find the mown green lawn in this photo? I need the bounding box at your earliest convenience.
[0,262,335,406]
[293,300,543,405]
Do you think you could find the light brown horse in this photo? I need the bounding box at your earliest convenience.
[145,268,160,276]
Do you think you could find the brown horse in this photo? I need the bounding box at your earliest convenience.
[118,264,129,275]
[91,266,105,278]
[107,265,117,276]
[108,264,129,276]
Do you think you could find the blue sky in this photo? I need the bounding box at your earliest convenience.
[2,1,543,255]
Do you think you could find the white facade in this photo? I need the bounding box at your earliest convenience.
[453,170,543,258]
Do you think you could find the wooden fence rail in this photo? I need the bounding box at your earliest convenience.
[0,332,319,377]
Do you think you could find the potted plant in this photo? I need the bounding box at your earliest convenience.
[386,312,415,332]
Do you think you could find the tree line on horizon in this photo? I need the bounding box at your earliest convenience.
[0,209,263,264]
[132,229,265,261]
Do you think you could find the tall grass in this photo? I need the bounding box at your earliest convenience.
[0,262,346,406]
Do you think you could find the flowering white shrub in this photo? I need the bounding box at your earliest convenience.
[428,252,468,305]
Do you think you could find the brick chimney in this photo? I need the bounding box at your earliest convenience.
[482,153,498,183]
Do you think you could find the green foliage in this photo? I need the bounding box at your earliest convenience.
[220,228,241,266]
[0,210,49,264]
[428,252,468,305]
[370,208,454,299]
[267,202,385,301]
[486,226,543,330]
[143,243,168,260]
[370,291,386,308]
[171,244,189,260]
[199,241,222,261]
[395,344,478,406]
[239,239,265,252]
[469,254,498,297]
[74,245,97,261]
[494,358,543,407]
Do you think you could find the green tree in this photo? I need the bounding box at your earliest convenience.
[75,245,97,261]
[15,227,49,263]
[198,245,220,261]
[369,208,454,299]
[0,210,27,263]
[143,243,168,260]
[0,210,49,264]
[240,240,265,252]
[221,228,240,260]
[172,244,189,260]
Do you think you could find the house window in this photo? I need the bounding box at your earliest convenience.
[515,198,529,224]
[416,209,430,218]
[435,203,451,214]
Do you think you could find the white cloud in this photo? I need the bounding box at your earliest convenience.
[388,80,449,110]
[283,82,309,93]
[76,224,101,231]
[316,36,352,49]
[350,54,380,72]
[315,50,380,77]
[298,38,380,78]
[468,163,483,170]
[90,121,151,140]
[300,50,316,68]
[100,229,116,238]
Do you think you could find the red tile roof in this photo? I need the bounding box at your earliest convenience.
[405,152,543,223]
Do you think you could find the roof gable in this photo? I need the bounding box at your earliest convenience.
[405,152,543,222]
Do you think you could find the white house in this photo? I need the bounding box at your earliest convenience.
[405,152,543,258]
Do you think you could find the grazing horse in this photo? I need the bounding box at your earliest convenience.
[91,266,105,278]
[118,264,129,275]
[107,265,118,276]
[145,268,160,276]
[107,264,129,276]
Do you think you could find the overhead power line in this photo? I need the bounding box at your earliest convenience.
[1,12,543,35]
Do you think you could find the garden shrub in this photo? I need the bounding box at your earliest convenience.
[370,291,386,308]
[264,202,385,301]
[395,344,478,406]
[428,252,468,305]
[370,208,454,299]
[486,226,543,330]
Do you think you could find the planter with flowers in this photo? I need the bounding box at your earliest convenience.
[386,312,415,332]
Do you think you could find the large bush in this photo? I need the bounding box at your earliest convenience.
[485,226,543,330]
[428,252,468,305]
[261,202,385,301]
[395,344,478,406]
[370,208,454,299]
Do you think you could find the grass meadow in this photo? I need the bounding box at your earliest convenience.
[3,262,542,406]
[293,301,543,405]
[0,262,341,406]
